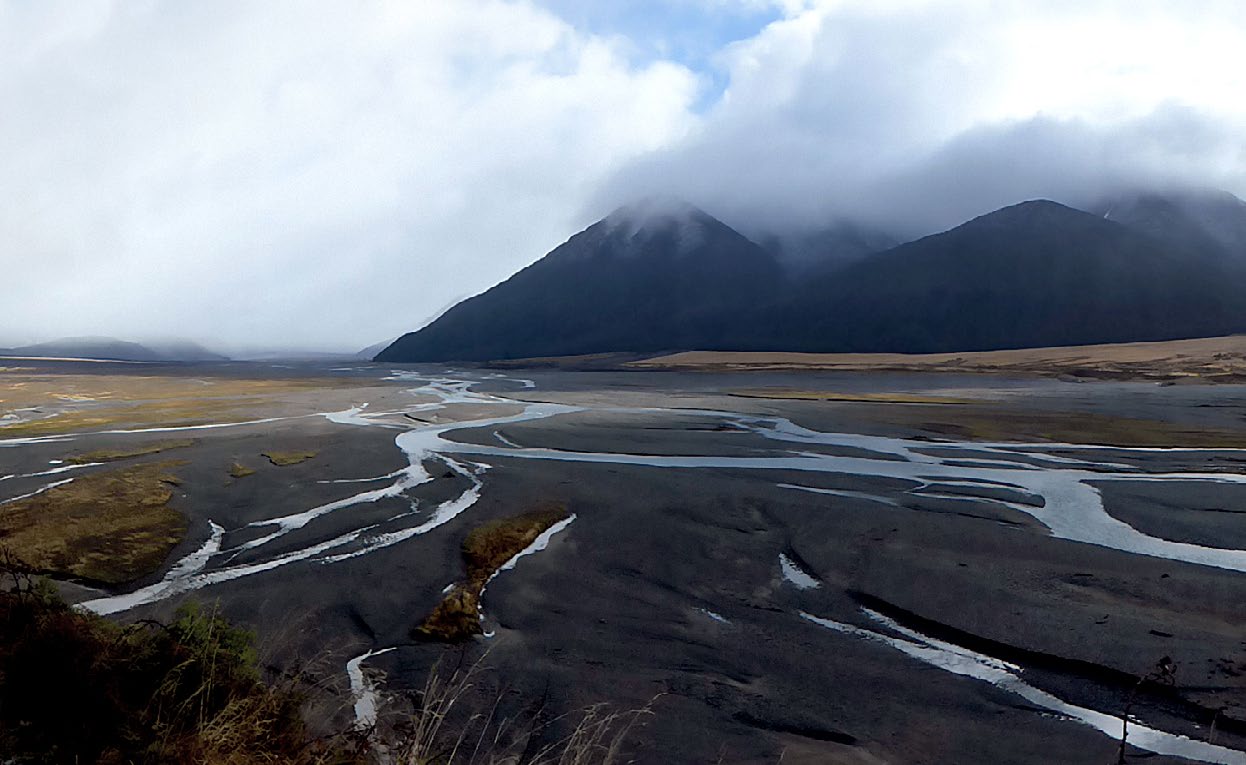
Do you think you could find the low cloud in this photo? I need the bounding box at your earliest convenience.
[2,1,1244,350]
[0,0,699,350]
[595,1,1246,236]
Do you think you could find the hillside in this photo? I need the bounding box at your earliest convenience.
[758,200,1246,353]
[378,194,1246,363]
[376,201,784,362]
[0,337,227,363]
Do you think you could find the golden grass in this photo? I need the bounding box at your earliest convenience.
[0,461,188,584]
[229,462,257,478]
[262,451,318,467]
[0,399,260,437]
[417,507,569,642]
[631,335,1246,382]
[0,371,361,436]
[67,438,196,464]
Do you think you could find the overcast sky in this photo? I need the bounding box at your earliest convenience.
[3,0,1244,353]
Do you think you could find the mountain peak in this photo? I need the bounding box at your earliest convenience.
[576,198,750,261]
[603,197,710,230]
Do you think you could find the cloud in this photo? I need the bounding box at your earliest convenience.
[0,0,699,350]
[594,0,1246,235]
[2,0,1244,350]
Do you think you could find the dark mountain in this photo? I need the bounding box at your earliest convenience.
[1092,188,1246,259]
[0,337,228,362]
[143,340,230,362]
[376,201,785,362]
[760,200,1246,353]
[378,194,1246,363]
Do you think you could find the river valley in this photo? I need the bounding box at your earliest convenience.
[4,360,1246,763]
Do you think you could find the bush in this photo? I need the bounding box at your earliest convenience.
[0,552,358,764]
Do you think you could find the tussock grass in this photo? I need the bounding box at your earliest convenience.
[0,461,187,584]
[1,555,649,764]
[417,507,568,642]
[67,438,197,464]
[0,372,355,437]
[375,656,653,765]
[264,451,319,467]
[0,562,365,764]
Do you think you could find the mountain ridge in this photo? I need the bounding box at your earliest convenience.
[377,191,1246,362]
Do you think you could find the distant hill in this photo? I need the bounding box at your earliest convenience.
[355,339,395,361]
[0,337,228,362]
[377,193,1246,362]
[376,201,785,362]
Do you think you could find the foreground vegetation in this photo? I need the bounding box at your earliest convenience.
[0,558,356,764]
[0,549,647,764]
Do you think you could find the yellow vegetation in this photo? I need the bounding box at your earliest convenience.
[417,506,568,642]
[0,461,188,584]
[67,438,196,464]
[262,450,317,466]
[0,371,355,436]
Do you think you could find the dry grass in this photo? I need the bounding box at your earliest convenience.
[0,578,367,765]
[0,461,188,584]
[381,657,653,765]
[67,438,197,464]
[264,450,319,467]
[632,335,1246,382]
[417,507,569,642]
[229,461,258,478]
[0,371,359,437]
[0,399,269,437]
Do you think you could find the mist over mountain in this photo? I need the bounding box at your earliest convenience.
[378,188,1246,363]
[756,199,1246,353]
[1093,188,1246,259]
[376,201,783,363]
[752,222,903,274]
[0,337,228,363]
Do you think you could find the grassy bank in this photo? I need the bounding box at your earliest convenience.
[417,507,569,642]
[0,462,188,584]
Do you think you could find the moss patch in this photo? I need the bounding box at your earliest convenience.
[417,506,569,642]
[0,461,188,584]
[261,450,317,467]
[67,438,196,464]
[228,461,256,478]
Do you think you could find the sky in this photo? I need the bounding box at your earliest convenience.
[2,0,1245,353]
